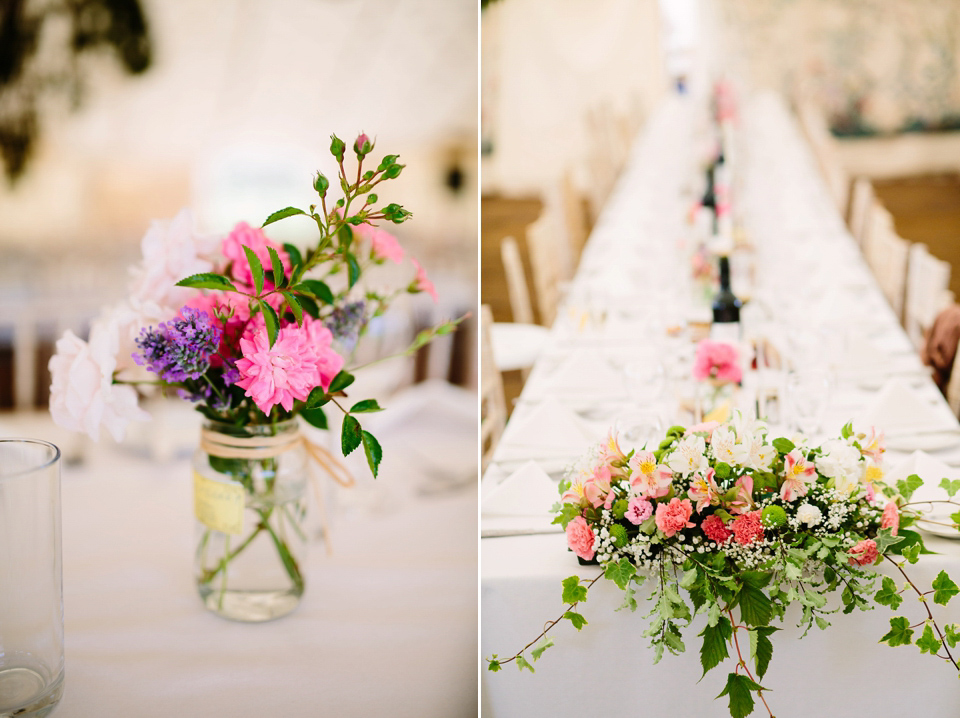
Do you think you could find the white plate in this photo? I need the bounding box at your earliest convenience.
[885,432,960,453]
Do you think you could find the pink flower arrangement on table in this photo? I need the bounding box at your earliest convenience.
[693,339,742,384]
[488,416,960,718]
[48,132,462,477]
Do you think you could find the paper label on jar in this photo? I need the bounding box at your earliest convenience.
[193,471,245,535]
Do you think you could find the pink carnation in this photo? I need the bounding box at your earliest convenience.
[235,318,343,414]
[655,498,695,538]
[848,539,879,566]
[566,516,595,561]
[221,222,291,289]
[880,501,899,536]
[731,510,764,545]
[701,514,732,543]
[693,340,741,384]
[411,258,438,301]
[625,497,653,525]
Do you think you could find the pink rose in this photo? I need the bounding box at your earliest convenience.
[655,498,695,538]
[221,222,291,289]
[410,258,438,301]
[566,516,595,561]
[701,514,732,543]
[731,510,764,545]
[848,539,879,566]
[693,340,741,384]
[881,501,900,536]
[625,497,653,525]
[353,223,405,264]
[354,133,371,155]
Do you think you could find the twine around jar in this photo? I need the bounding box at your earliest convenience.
[199,428,357,556]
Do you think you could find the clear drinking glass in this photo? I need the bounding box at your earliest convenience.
[0,439,64,718]
[785,370,832,437]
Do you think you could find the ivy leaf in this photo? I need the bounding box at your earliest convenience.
[952,510,960,528]
[282,243,303,273]
[874,527,906,554]
[563,611,588,630]
[944,623,960,649]
[293,279,335,305]
[717,673,766,718]
[259,300,279,348]
[487,659,501,672]
[939,478,960,498]
[932,570,960,606]
[874,576,903,610]
[515,655,534,673]
[300,407,327,430]
[329,371,355,394]
[281,291,303,326]
[561,576,588,604]
[346,252,361,288]
[699,616,732,677]
[350,399,383,413]
[604,557,636,590]
[880,616,914,647]
[772,437,795,454]
[341,415,362,456]
[901,543,921,564]
[896,474,924,502]
[175,273,238,292]
[263,206,306,227]
[243,245,265,296]
[268,246,287,288]
[752,626,777,680]
[737,582,773,627]
[361,430,382,477]
[917,624,942,655]
[531,637,554,662]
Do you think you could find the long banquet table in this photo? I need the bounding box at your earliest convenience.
[1,381,478,718]
[481,93,960,716]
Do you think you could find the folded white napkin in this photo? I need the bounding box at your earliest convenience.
[541,349,625,395]
[857,379,957,438]
[494,397,595,462]
[481,461,560,516]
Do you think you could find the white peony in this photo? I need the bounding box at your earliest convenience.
[48,319,150,442]
[796,503,823,527]
[129,209,219,312]
[815,439,862,495]
[667,434,708,477]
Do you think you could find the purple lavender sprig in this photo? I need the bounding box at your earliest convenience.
[133,307,222,383]
[326,300,367,352]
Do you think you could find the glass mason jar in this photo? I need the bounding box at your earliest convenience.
[193,419,309,622]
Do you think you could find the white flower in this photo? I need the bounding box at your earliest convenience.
[816,439,862,495]
[129,209,219,311]
[667,434,708,477]
[48,320,150,442]
[711,426,738,465]
[731,437,776,472]
[796,503,823,526]
[732,410,766,444]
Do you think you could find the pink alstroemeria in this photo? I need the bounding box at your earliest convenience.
[861,427,885,463]
[629,451,672,499]
[598,430,629,476]
[780,449,817,502]
[687,468,721,513]
[728,475,755,515]
[583,464,613,508]
[561,472,589,506]
[410,258,438,301]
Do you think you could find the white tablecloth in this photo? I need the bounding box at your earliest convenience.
[481,93,960,716]
[2,381,478,718]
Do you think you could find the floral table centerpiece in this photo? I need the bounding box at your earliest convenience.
[693,339,742,423]
[487,414,960,717]
[49,133,460,621]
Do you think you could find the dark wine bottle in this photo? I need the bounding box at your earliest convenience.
[711,255,741,342]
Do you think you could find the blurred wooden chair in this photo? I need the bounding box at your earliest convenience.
[862,200,895,275]
[873,229,910,321]
[526,209,565,327]
[905,243,953,349]
[847,177,874,247]
[490,237,549,378]
[480,305,507,472]
[560,171,591,266]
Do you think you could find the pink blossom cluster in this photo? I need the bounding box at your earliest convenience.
[693,340,742,384]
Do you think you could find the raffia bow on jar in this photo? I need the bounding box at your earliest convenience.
[48,132,465,621]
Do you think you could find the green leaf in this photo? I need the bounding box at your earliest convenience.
[738,583,773,627]
[917,623,942,655]
[699,616,732,676]
[341,415,362,456]
[741,571,773,590]
[531,637,554,661]
[350,399,383,413]
[263,206,306,227]
[329,371,355,394]
[874,527,906,554]
[266,526,304,591]
[933,570,960,606]
[293,280,335,305]
[337,224,354,249]
[841,421,854,439]
[901,543,921,564]
[300,407,328,430]
[346,252,361,288]
[305,386,330,409]
[243,245,265,296]
[282,243,303,272]
[281,291,303,326]
[717,673,766,718]
[940,478,960,498]
[563,611,587,630]
[944,623,960,649]
[896,474,924,502]
[815,616,830,630]
[361,430,382,477]
[561,576,588,604]
[267,246,287,288]
[487,659,501,672]
[515,655,534,673]
[604,558,636,590]
[175,273,238,292]
[772,437,795,454]
[680,567,699,590]
[297,294,320,319]
[952,510,960,528]
[874,576,903,610]
[752,626,777,680]
[880,616,914,647]
[259,300,279,348]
